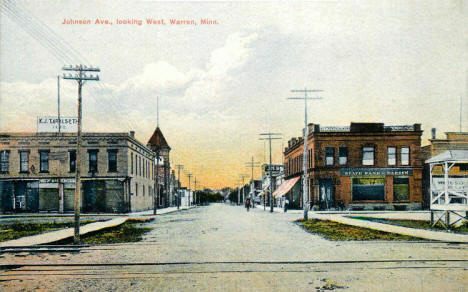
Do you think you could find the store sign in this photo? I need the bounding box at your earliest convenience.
[262,164,284,177]
[340,168,413,177]
[432,177,468,192]
[39,178,75,184]
[37,116,78,132]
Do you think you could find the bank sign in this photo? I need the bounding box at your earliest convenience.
[340,168,413,177]
[37,116,78,132]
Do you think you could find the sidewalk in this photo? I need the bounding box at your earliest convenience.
[251,205,468,243]
[0,206,194,247]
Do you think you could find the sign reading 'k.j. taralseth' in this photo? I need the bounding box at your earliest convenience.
[37,116,78,132]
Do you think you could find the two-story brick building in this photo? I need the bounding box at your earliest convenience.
[283,123,423,210]
[0,132,155,213]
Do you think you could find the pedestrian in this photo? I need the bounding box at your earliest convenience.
[245,198,251,212]
[284,198,289,212]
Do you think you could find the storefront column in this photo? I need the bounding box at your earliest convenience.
[58,182,64,213]
[385,176,393,203]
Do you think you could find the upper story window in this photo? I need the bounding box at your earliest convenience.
[131,153,134,175]
[88,150,98,173]
[387,147,396,166]
[108,150,118,172]
[19,150,29,172]
[39,150,49,172]
[362,146,374,166]
[0,150,9,173]
[69,150,76,172]
[401,147,410,166]
[325,147,334,166]
[339,147,348,165]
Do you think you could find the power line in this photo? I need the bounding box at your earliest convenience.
[287,88,323,220]
[62,65,100,244]
[259,133,282,212]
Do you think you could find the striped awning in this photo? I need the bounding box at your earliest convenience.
[273,177,300,198]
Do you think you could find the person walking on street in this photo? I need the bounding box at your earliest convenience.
[284,198,289,213]
[245,198,251,212]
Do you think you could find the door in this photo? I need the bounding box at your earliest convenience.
[320,179,334,209]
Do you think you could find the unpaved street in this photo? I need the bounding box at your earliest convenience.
[1,204,467,291]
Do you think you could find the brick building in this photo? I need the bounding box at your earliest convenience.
[0,132,155,213]
[283,123,423,210]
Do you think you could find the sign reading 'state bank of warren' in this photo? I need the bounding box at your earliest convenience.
[37,116,78,132]
[340,168,413,177]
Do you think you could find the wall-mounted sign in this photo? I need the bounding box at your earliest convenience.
[432,177,468,192]
[37,116,78,132]
[340,168,413,177]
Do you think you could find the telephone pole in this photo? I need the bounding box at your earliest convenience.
[259,133,282,212]
[175,164,183,209]
[187,173,193,206]
[194,177,198,204]
[288,87,323,220]
[245,156,260,207]
[62,64,100,244]
[239,174,249,204]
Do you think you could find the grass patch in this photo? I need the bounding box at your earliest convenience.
[349,217,468,233]
[299,219,421,241]
[53,219,153,245]
[0,220,100,242]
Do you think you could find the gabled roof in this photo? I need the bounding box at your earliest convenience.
[147,127,170,149]
[426,150,468,164]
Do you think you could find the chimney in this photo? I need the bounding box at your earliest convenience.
[431,128,436,139]
[130,131,135,138]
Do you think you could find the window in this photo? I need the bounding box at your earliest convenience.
[362,147,374,166]
[339,147,348,165]
[325,147,334,166]
[39,150,49,172]
[143,185,145,196]
[135,183,138,196]
[0,150,9,173]
[401,147,410,166]
[131,153,133,174]
[387,147,396,166]
[19,150,29,172]
[139,156,141,176]
[88,150,98,173]
[69,150,76,172]
[393,177,409,201]
[108,150,117,172]
[460,164,468,171]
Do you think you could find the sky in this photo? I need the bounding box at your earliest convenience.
[1,0,467,189]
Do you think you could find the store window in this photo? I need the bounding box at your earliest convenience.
[393,177,409,201]
[19,150,29,172]
[108,150,118,172]
[39,150,49,172]
[0,150,9,173]
[339,147,348,165]
[352,177,385,200]
[362,147,374,166]
[325,147,334,166]
[401,147,410,166]
[387,147,396,166]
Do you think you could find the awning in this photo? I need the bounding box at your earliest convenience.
[426,150,468,164]
[273,176,300,198]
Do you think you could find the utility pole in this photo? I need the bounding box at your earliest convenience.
[245,157,260,208]
[57,75,64,214]
[194,177,198,205]
[288,88,323,220]
[259,133,282,212]
[239,174,249,205]
[187,173,193,206]
[62,64,100,244]
[176,164,183,209]
[154,149,160,215]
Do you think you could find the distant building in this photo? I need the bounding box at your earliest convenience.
[421,130,468,208]
[282,123,423,210]
[147,127,172,208]
[0,132,155,213]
